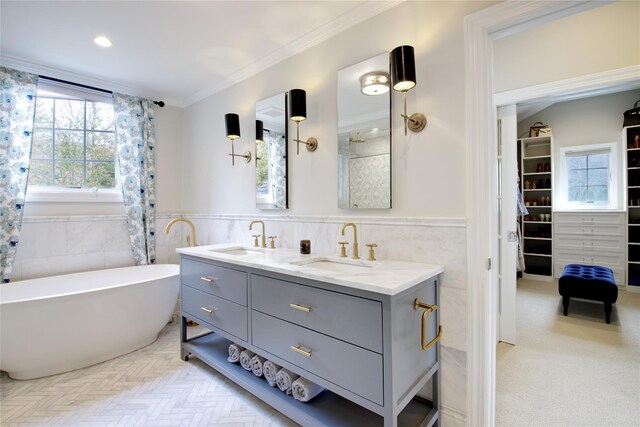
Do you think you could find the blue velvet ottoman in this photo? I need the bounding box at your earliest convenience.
[558,264,618,323]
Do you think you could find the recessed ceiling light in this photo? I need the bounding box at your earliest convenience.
[93,36,112,47]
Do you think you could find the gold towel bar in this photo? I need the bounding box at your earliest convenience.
[414,298,443,350]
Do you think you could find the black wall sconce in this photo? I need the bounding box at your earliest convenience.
[289,89,318,155]
[256,119,264,143]
[391,45,426,135]
[224,113,252,165]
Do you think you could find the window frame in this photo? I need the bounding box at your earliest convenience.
[26,80,122,204]
[556,142,618,211]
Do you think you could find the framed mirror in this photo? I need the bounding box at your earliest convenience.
[256,92,288,209]
[337,52,391,209]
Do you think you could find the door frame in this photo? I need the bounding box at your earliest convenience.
[464,1,640,425]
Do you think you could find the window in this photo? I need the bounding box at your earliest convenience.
[566,151,609,202]
[557,142,619,210]
[27,79,121,203]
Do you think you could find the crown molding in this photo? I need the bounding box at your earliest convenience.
[183,0,405,107]
[0,55,185,108]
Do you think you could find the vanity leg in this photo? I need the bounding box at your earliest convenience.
[383,414,398,427]
[180,315,190,361]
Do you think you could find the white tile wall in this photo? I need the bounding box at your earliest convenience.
[11,212,468,422]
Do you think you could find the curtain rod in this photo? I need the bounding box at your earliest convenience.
[39,75,165,107]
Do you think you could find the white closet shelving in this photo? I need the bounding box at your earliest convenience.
[520,136,554,280]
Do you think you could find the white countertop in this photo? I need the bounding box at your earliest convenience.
[177,243,444,296]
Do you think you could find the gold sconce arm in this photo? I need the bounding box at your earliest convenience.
[401,92,427,136]
[293,122,318,154]
[414,298,443,350]
[229,140,252,165]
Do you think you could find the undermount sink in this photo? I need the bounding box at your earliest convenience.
[209,246,266,256]
[290,256,373,273]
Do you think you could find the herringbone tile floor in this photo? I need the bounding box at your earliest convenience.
[0,321,298,426]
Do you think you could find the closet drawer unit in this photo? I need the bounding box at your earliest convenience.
[554,235,625,253]
[181,258,247,306]
[553,213,625,226]
[251,310,383,405]
[251,274,382,353]
[554,262,625,286]
[554,249,624,269]
[553,223,624,237]
[182,285,248,341]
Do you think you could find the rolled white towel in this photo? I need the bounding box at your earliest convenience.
[227,343,244,363]
[263,360,282,387]
[291,377,325,403]
[239,350,255,371]
[250,354,266,378]
[275,368,299,395]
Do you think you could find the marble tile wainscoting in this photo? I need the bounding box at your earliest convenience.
[11,214,186,282]
[9,212,468,425]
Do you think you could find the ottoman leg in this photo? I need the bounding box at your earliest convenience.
[562,295,570,316]
[604,302,612,324]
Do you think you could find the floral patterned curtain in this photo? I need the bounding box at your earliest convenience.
[0,67,38,283]
[113,93,156,265]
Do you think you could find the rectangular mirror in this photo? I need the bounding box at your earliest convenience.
[337,52,391,209]
[256,92,288,209]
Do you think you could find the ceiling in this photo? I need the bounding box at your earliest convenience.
[0,1,402,108]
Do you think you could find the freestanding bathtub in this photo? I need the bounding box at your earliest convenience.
[0,264,180,380]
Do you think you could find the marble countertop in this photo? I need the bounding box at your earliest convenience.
[177,243,444,296]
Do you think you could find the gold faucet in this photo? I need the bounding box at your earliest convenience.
[165,217,197,247]
[249,220,267,248]
[341,223,359,259]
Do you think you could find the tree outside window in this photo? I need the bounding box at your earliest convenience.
[30,97,116,189]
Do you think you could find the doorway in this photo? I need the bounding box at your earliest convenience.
[465,1,640,425]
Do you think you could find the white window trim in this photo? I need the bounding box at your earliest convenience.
[26,186,123,204]
[556,142,618,211]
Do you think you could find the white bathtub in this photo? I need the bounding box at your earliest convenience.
[0,264,180,380]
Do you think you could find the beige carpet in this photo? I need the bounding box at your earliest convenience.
[496,278,640,427]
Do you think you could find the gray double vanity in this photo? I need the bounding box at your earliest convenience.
[177,243,443,427]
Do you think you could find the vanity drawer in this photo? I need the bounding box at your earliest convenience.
[182,285,248,341]
[251,274,382,353]
[181,258,247,306]
[251,311,383,405]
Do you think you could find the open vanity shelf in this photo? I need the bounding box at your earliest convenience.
[183,331,438,427]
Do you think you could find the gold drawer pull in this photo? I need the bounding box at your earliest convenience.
[289,303,311,313]
[414,298,443,351]
[200,306,216,314]
[291,345,312,357]
[200,276,218,284]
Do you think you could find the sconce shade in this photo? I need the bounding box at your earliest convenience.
[256,120,264,142]
[289,89,307,122]
[360,72,390,96]
[225,113,240,140]
[391,45,416,92]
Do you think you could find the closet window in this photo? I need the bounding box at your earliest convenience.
[557,142,618,210]
[566,151,609,202]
